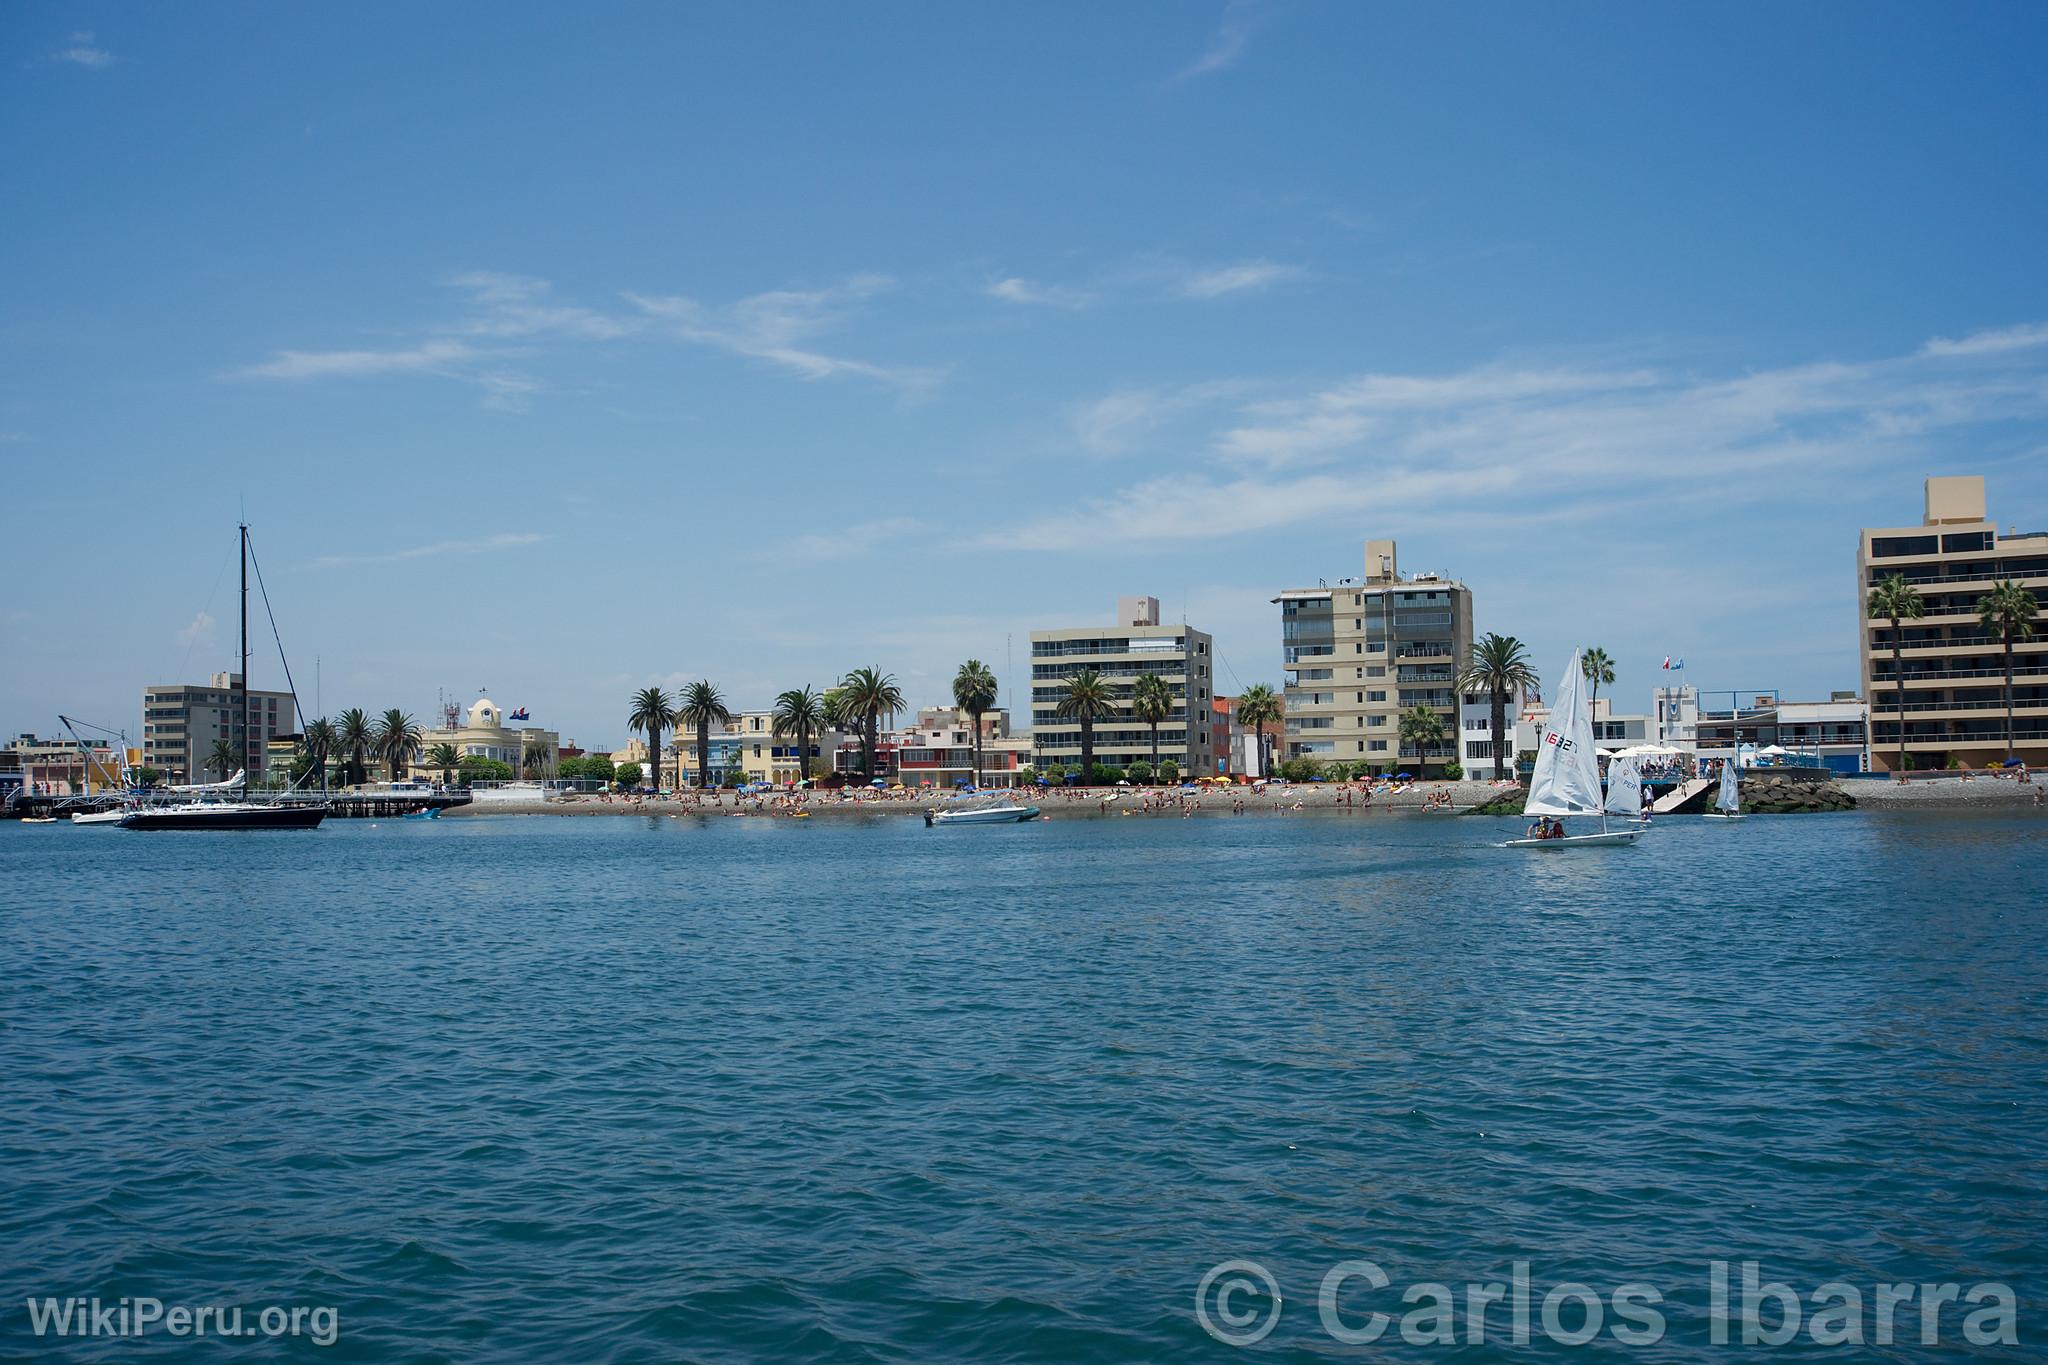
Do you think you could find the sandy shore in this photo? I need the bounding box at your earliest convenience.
[440,774,2047,818]
[444,780,1516,819]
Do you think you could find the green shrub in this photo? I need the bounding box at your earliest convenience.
[614,761,643,787]
[1441,760,1463,780]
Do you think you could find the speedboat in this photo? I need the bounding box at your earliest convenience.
[925,803,1041,826]
[71,808,126,825]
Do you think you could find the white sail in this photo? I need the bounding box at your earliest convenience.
[1525,650,1605,818]
[1715,758,1740,813]
[1603,755,1643,817]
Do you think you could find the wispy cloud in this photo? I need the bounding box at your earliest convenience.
[983,325,2048,550]
[175,611,215,648]
[1173,2,1260,81]
[626,275,940,393]
[308,533,548,570]
[1176,259,1306,300]
[986,276,1094,310]
[443,271,638,340]
[54,31,115,68]
[1066,380,1251,457]
[1921,322,2048,358]
[231,339,478,381]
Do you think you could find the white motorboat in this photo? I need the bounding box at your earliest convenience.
[925,802,1041,826]
[1702,758,1746,820]
[1505,648,1639,850]
[71,808,126,825]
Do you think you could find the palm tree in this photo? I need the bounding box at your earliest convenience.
[207,737,238,781]
[1867,572,1926,774]
[301,717,337,790]
[336,707,373,786]
[1053,667,1117,784]
[772,686,826,785]
[1131,674,1173,779]
[1976,579,2040,763]
[839,668,904,783]
[426,742,461,787]
[951,660,999,787]
[374,709,424,781]
[627,686,676,791]
[1399,704,1448,775]
[678,680,733,790]
[1457,633,1540,780]
[1580,647,1615,733]
[1235,684,1281,777]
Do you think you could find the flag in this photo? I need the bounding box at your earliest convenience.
[509,707,529,720]
[1661,657,1670,669]
[1661,657,1683,670]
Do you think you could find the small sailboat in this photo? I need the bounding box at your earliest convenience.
[1603,754,1650,825]
[1506,648,1640,849]
[1702,758,1745,820]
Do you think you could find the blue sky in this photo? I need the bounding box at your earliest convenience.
[5,3,2047,747]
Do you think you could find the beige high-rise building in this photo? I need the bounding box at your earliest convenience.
[1858,476,2047,772]
[1274,539,1474,775]
[1030,596,1220,776]
[142,672,296,784]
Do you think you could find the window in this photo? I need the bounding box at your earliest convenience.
[1941,531,1993,553]
[1369,740,1388,751]
[1367,715,1386,727]
[1871,534,1938,558]
[1367,666,1385,678]
[1368,690,1386,703]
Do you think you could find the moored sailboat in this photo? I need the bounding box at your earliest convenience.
[1603,753,1650,824]
[1505,648,1640,849]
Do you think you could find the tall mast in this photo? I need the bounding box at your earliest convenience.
[239,523,250,784]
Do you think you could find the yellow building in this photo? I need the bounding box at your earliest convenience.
[408,698,560,778]
[1858,476,2048,771]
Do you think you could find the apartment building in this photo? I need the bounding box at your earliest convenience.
[141,672,296,784]
[1858,476,2048,771]
[1458,676,1539,779]
[1274,539,1474,774]
[1029,596,1219,776]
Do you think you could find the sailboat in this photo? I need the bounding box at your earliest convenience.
[120,525,329,831]
[1702,757,1745,821]
[1505,648,1640,849]
[1603,754,1650,824]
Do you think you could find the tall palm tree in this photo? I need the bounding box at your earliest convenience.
[1580,647,1616,733]
[375,709,424,781]
[839,668,904,782]
[772,686,826,784]
[207,737,238,781]
[301,717,337,790]
[1457,633,1540,780]
[1131,673,1173,779]
[336,707,373,787]
[678,680,733,789]
[426,742,461,787]
[1399,704,1448,775]
[1054,667,1117,784]
[951,660,999,787]
[1866,572,1926,774]
[1976,579,2040,763]
[627,686,676,791]
[1235,684,1281,777]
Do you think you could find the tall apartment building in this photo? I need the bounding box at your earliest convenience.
[141,672,296,783]
[1858,476,2048,771]
[1029,596,1220,776]
[1274,539,1474,774]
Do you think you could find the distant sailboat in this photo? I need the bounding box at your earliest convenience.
[1703,757,1745,821]
[1604,754,1648,823]
[1506,649,1640,849]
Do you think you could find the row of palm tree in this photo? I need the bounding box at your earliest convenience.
[626,669,912,789]
[1868,572,2039,770]
[280,707,424,786]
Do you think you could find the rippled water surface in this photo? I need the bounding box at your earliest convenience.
[3,811,2044,1360]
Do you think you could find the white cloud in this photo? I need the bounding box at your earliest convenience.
[1921,322,2048,358]
[55,32,114,68]
[308,533,548,570]
[1174,3,1259,81]
[444,271,637,340]
[626,276,939,393]
[175,611,215,647]
[1066,380,1250,457]
[987,276,1093,309]
[980,328,2048,550]
[232,340,477,381]
[1176,260,1305,300]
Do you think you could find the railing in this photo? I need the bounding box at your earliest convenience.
[1872,664,2048,682]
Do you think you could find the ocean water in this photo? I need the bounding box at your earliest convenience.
[2,810,2042,1361]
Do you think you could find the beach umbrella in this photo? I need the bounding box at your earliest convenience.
[1396,771,1413,779]
[1116,779,1131,786]
[2004,756,2025,767]
[1035,776,1050,785]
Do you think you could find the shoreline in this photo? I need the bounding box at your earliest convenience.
[440,775,2045,818]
